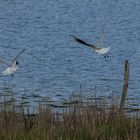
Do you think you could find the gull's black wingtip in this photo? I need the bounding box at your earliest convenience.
[70,35,76,39]
[70,35,81,42]
[22,48,26,52]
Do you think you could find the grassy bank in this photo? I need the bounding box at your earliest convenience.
[0,95,139,140]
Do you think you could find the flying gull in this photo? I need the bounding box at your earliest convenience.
[72,24,110,58]
[0,49,26,76]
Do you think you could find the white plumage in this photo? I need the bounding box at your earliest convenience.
[72,23,110,57]
[2,62,18,76]
[0,49,25,76]
[95,47,110,55]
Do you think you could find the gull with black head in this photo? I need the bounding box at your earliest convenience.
[0,49,26,77]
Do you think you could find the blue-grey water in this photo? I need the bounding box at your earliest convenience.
[0,0,140,107]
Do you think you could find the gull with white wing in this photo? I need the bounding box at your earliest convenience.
[72,24,110,58]
[0,49,26,76]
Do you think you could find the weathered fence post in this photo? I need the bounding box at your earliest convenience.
[120,60,129,112]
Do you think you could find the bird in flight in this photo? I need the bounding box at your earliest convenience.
[71,24,110,58]
[0,49,26,76]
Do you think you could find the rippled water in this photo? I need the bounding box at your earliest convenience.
[0,0,140,106]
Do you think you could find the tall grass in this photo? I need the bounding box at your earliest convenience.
[0,94,139,140]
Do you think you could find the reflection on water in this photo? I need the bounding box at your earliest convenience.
[0,0,140,107]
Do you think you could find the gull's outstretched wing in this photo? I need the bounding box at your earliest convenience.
[72,35,99,50]
[98,23,105,49]
[0,59,11,67]
[11,49,26,65]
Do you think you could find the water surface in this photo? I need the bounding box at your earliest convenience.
[0,0,139,107]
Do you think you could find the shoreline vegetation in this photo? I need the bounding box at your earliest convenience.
[0,94,140,140]
[0,60,139,139]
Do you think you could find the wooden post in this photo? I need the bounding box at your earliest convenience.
[120,60,129,111]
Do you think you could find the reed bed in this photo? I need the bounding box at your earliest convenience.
[0,94,139,140]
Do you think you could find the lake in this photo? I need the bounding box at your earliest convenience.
[0,0,139,107]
